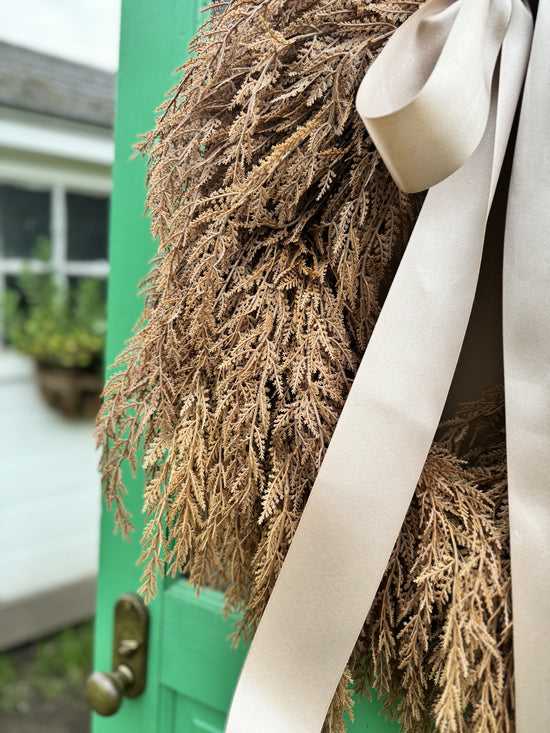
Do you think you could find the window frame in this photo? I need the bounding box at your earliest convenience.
[0,180,110,352]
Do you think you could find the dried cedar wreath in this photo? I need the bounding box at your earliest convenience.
[96,1,513,731]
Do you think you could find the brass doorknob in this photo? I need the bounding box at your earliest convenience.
[85,664,134,716]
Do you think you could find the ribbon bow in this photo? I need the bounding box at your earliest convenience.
[226,0,550,730]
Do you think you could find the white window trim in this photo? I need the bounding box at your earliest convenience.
[51,185,68,287]
[0,106,114,167]
[0,258,110,278]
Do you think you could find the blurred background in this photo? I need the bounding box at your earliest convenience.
[0,1,121,730]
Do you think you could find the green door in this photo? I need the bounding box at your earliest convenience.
[92,1,400,731]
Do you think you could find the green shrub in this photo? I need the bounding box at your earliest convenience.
[2,240,106,372]
[0,621,94,712]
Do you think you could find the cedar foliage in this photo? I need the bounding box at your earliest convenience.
[96,1,512,730]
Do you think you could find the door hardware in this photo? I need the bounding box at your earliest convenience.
[85,593,149,716]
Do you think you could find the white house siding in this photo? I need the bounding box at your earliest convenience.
[0,353,101,647]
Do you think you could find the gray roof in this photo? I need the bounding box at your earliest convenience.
[0,41,115,128]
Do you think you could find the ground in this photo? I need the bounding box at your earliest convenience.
[0,621,92,733]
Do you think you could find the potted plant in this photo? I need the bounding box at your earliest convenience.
[2,243,107,418]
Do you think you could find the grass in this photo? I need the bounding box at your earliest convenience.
[0,621,94,714]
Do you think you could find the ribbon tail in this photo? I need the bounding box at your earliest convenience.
[503,0,550,729]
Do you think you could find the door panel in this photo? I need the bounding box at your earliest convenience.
[158,583,244,733]
[93,1,400,731]
[159,583,246,712]
[159,687,226,733]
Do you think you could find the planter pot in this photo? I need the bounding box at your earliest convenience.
[36,362,103,418]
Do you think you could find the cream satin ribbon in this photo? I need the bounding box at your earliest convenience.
[226,0,549,729]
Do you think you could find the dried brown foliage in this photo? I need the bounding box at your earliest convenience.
[352,389,511,733]
[96,1,512,730]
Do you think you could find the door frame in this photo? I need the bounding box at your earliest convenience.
[92,2,209,731]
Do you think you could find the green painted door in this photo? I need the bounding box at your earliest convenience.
[92,1,400,731]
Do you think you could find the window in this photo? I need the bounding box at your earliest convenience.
[0,183,110,350]
[67,193,109,261]
[0,185,50,258]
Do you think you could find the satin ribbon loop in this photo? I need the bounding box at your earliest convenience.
[356,0,515,192]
